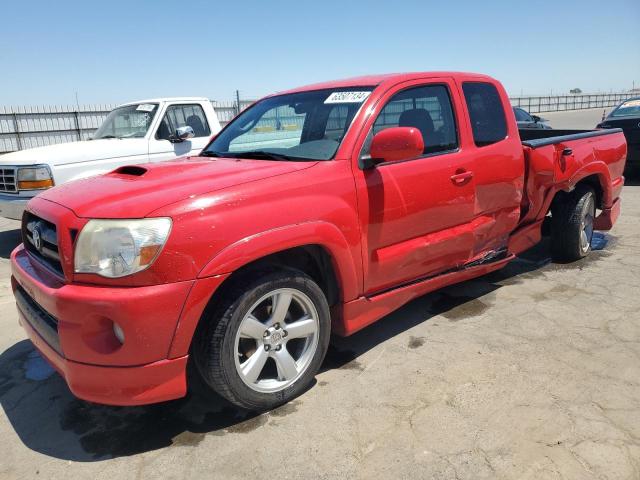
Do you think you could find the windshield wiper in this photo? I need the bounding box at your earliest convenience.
[96,135,118,139]
[200,150,222,157]
[230,150,301,161]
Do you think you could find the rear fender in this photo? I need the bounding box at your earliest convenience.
[556,161,612,208]
[197,221,360,302]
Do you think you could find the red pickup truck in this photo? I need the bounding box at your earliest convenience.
[11,72,626,410]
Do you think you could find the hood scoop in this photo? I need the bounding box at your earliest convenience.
[113,165,147,176]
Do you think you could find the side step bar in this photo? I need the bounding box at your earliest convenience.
[367,248,509,299]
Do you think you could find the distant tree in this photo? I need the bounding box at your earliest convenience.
[570,88,582,94]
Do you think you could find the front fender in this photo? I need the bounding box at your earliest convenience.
[197,221,360,302]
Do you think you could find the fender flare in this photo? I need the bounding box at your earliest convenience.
[560,161,613,208]
[197,221,361,302]
[533,161,613,224]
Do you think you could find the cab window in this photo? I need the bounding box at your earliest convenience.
[156,104,211,140]
[367,84,458,156]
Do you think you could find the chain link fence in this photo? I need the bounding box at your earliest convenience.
[508,92,629,114]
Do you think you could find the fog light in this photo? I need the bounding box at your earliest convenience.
[113,322,125,344]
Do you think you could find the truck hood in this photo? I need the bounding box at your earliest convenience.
[0,138,147,166]
[38,156,317,218]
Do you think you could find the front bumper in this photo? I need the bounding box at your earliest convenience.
[19,312,188,406]
[11,245,195,405]
[0,194,30,220]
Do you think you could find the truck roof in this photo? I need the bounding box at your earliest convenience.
[118,97,210,107]
[275,71,496,96]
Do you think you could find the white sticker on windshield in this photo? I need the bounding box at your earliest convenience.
[324,91,371,104]
[136,103,156,112]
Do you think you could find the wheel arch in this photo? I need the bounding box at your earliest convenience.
[197,221,360,302]
[167,222,360,359]
[559,161,612,209]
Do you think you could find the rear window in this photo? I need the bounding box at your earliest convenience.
[463,82,507,146]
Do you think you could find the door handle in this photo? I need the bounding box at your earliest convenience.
[450,169,474,185]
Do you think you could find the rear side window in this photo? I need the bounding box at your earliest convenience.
[463,82,507,146]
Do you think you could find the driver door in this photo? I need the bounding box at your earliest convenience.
[148,103,212,162]
[352,79,478,294]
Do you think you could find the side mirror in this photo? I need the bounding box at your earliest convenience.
[171,126,195,143]
[365,127,424,168]
[532,115,541,123]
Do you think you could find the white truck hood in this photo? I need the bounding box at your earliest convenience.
[0,138,147,166]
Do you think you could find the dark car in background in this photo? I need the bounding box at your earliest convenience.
[597,98,640,172]
[513,107,551,129]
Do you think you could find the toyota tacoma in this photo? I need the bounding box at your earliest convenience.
[11,72,626,410]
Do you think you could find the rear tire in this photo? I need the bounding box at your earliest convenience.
[550,185,596,262]
[193,270,331,411]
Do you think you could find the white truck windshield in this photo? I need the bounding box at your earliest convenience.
[93,103,159,139]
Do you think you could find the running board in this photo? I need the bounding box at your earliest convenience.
[366,248,509,299]
[335,252,515,336]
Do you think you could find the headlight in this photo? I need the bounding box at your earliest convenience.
[18,166,54,190]
[74,218,172,278]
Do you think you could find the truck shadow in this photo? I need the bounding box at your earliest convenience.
[0,233,614,462]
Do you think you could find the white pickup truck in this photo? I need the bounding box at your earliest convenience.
[0,97,221,219]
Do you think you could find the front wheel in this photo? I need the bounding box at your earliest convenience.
[551,185,596,262]
[193,270,331,411]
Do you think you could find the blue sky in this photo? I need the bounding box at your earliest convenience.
[1,0,638,105]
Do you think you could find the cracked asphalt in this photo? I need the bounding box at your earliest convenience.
[1,175,639,477]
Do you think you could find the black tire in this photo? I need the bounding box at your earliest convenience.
[550,185,596,262]
[193,269,331,411]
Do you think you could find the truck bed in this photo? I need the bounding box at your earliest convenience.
[517,126,626,233]
[519,128,624,148]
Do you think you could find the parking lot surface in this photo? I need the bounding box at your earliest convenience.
[1,180,639,478]
[541,107,609,130]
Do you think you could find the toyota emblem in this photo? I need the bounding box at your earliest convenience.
[32,226,42,251]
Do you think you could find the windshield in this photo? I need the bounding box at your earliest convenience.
[610,98,640,118]
[93,103,159,139]
[202,88,373,161]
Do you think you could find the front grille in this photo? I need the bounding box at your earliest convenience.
[0,167,17,193]
[22,212,64,276]
[14,285,62,356]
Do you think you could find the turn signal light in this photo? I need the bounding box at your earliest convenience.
[18,179,54,190]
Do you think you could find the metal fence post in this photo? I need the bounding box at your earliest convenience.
[12,112,23,151]
[74,110,82,140]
